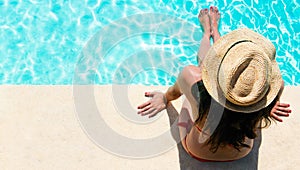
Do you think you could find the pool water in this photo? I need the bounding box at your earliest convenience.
[1,0,299,85]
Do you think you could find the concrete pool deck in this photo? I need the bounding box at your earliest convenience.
[0,85,299,169]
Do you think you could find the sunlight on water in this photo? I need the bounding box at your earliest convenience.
[0,0,299,85]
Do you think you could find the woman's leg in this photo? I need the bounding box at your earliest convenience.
[197,6,221,66]
[197,8,211,66]
[209,6,221,43]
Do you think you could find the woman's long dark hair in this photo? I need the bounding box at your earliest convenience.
[192,81,276,153]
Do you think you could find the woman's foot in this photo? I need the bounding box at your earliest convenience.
[209,6,221,42]
[198,8,211,40]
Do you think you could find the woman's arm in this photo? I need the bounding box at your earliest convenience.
[137,81,182,118]
[165,81,183,102]
[138,65,202,118]
[270,81,292,122]
[270,102,291,122]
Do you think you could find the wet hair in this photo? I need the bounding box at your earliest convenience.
[192,81,276,153]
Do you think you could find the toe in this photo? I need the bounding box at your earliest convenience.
[214,6,219,12]
[198,10,202,17]
[199,8,208,16]
[210,6,219,13]
[200,9,204,14]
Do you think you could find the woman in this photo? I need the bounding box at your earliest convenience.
[137,7,291,162]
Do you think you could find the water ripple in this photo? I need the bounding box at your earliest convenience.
[0,0,299,85]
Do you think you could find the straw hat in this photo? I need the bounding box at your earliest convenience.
[202,28,282,113]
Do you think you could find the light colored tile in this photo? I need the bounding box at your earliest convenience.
[0,85,299,169]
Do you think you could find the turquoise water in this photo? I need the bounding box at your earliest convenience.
[1,0,299,85]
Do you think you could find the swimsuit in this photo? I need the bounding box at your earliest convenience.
[177,122,234,162]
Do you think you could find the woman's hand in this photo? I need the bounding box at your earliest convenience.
[270,101,292,122]
[137,91,167,118]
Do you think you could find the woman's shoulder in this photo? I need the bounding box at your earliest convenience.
[180,65,202,85]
